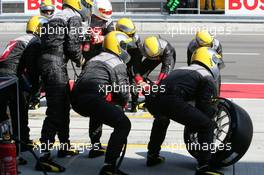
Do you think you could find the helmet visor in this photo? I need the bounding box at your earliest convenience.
[99,8,112,16]
[80,0,92,21]
[41,10,54,16]
[117,24,135,35]
[211,51,225,70]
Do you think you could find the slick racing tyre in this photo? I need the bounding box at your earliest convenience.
[183,98,253,167]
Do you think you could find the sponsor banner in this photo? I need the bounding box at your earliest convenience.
[225,0,264,16]
[24,0,62,15]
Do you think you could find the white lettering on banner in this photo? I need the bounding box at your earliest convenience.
[24,0,62,15]
[225,0,264,16]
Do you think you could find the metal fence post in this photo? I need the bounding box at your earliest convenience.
[0,0,2,15]
[124,0,127,14]
[160,1,163,14]
[198,0,200,14]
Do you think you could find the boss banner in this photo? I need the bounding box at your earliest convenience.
[24,0,62,15]
[225,0,264,15]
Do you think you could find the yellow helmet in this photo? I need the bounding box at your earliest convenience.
[191,47,223,80]
[40,0,55,18]
[116,18,136,37]
[196,30,214,47]
[26,16,48,35]
[103,31,136,63]
[63,0,93,21]
[142,36,162,59]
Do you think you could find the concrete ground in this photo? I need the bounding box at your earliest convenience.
[16,98,264,175]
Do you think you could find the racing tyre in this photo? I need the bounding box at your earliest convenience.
[183,98,253,167]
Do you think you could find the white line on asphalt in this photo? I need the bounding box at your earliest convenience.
[223,53,260,56]
[222,82,264,85]
[232,33,264,36]
[138,32,264,36]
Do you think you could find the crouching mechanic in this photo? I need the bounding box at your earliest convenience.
[134,36,176,101]
[82,0,115,158]
[187,30,222,66]
[0,16,47,153]
[71,31,136,175]
[115,17,143,112]
[145,47,224,175]
[36,0,93,172]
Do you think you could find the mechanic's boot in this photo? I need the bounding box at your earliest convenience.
[130,104,138,112]
[99,164,128,175]
[195,164,224,175]
[29,99,40,110]
[21,139,37,152]
[35,154,66,172]
[146,153,165,167]
[57,149,79,158]
[88,143,106,158]
[17,157,28,165]
[57,143,79,158]
[138,102,146,111]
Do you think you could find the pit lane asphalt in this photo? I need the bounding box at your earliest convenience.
[1,27,264,175]
[0,31,264,83]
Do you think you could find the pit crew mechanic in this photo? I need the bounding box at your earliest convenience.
[145,47,225,175]
[36,0,93,172]
[0,16,47,152]
[71,31,136,175]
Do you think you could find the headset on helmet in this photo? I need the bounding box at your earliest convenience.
[103,31,136,63]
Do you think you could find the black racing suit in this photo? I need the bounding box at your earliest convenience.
[0,34,41,145]
[126,34,143,110]
[146,64,218,165]
[81,15,115,145]
[82,14,115,61]
[39,8,83,146]
[71,52,131,165]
